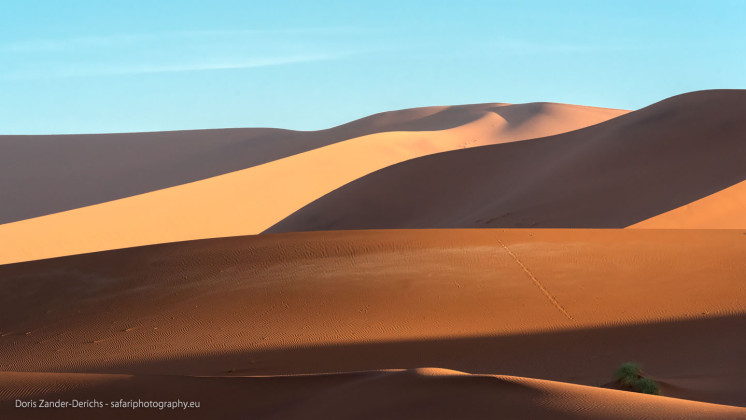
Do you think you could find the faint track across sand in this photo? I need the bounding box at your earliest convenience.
[496,238,575,321]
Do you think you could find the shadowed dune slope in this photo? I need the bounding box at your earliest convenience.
[0,102,624,224]
[630,180,746,228]
[0,105,471,224]
[0,102,625,265]
[268,90,746,233]
[1,229,745,409]
[2,370,744,420]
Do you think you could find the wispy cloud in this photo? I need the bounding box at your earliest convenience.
[1,54,340,80]
[97,54,337,76]
[0,27,363,53]
[0,28,361,79]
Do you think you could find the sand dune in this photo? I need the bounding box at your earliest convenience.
[2,370,744,419]
[2,91,744,419]
[268,90,746,233]
[630,180,746,228]
[0,102,625,265]
[1,229,745,413]
[0,102,624,225]
[0,103,496,224]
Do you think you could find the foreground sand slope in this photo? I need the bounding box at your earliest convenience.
[2,370,744,419]
[1,229,745,410]
[0,103,625,265]
[268,90,746,233]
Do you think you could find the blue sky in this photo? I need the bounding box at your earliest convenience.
[1,0,744,134]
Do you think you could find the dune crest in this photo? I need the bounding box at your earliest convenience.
[0,102,500,224]
[0,102,625,225]
[268,90,746,233]
[0,102,625,265]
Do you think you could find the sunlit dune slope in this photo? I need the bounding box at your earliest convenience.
[2,370,744,420]
[0,102,625,265]
[0,102,501,224]
[0,105,475,224]
[268,90,746,233]
[630,180,746,228]
[0,102,624,225]
[1,229,745,407]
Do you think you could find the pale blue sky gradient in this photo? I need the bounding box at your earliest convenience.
[1,0,745,134]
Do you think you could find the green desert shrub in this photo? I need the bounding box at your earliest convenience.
[633,377,660,395]
[613,362,642,386]
[613,362,661,395]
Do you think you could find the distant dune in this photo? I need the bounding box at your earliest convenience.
[1,229,745,418]
[0,103,504,224]
[0,102,624,225]
[268,90,746,233]
[0,102,625,265]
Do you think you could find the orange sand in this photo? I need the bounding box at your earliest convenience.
[1,229,746,418]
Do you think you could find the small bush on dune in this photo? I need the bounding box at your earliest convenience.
[614,362,641,386]
[613,362,660,395]
[634,377,660,395]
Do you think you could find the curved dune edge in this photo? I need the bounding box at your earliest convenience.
[629,180,746,228]
[1,229,745,408]
[0,103,626,265]
[1,370,744,420]
[267,90,746,234]
[2,101,524,225]
[0,102,517,225]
